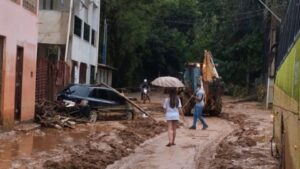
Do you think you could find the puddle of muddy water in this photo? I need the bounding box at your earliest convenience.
[0,122,123,169]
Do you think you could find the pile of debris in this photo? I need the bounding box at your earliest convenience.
[35,100,90,129]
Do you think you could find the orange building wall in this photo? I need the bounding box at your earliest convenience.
[0,1,38,128]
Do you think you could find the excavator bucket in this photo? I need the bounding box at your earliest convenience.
[202,50,219,82]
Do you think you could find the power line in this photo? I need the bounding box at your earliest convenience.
[118,5,286,26]
[257,0,282,22]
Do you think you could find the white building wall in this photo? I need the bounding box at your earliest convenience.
[69,0,100,84]
[38,0,101,85]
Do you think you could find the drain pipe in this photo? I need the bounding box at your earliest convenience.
[64,0,74,62]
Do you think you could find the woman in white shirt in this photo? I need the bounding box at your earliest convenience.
[163,88,183,147]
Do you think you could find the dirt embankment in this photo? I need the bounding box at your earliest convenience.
[44,118,167,169]
[208,101,278,169]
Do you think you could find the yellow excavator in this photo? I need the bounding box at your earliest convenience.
[180,50,223,116]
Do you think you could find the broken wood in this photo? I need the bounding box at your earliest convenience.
[35,99,89,129]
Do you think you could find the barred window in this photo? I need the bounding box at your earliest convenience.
[23,0,37,14]
[91,29,96,46]
[84,23,90,42]
[74,16,82,37]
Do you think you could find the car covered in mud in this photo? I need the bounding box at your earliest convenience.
[57,84,134,120]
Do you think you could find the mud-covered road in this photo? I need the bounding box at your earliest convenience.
[107,117,233,169]
[0,92,278,169]
[107,96,278,169]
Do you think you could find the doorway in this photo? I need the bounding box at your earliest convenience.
[15,46,24,121]
[79,63,87,84]
[0,37,4,123]
[90,65,95,84]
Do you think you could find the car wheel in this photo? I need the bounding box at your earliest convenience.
[126,111,134,120]
[89,111,97,123]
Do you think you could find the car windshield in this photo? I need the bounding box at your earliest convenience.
[66,85,90,97]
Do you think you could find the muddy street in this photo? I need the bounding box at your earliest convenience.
[207,97,278,169]
[107,96,278,169]
[0,93,278,169]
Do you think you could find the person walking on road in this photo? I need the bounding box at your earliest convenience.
[189,83,208,130]
[163,88,183,147]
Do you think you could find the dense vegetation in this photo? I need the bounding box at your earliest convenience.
[100,0,266,87]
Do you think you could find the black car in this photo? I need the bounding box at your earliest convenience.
[57,84,134,120]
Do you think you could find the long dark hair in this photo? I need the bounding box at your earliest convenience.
[169,88,178,108]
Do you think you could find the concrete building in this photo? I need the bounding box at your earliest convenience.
[96,64,116,86]
[0,0,38,128]
[36,0,100,100]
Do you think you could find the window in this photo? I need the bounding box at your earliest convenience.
[50,0,54,9]
[74,16,82,37]
[84,23,90,42]
[90,89,109,100]
[66,85,90,97]
[107,90,125,104]
[90,65,95,84]
[89,89,125,104]
[42,0,46,9]
[91,29,96,46]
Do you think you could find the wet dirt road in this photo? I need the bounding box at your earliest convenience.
[107,94,278,169]
[208,97,278,169]
[106,117,234,169]
[107,91,235,169]
[0,91,278,169]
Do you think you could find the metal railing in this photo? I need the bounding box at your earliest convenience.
[277,0,300,69]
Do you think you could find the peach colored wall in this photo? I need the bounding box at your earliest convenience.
[0,1,38,128]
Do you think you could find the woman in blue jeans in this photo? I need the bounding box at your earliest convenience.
[189,83,208,130]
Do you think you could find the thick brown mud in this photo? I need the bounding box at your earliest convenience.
[0,94,278,169]
[0,122,125,169]
[43,118,166,169]
[207,99,278,169]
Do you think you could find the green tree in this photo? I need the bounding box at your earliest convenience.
[102,0,265,88]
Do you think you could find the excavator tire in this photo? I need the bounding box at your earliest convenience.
[208,97,222,116]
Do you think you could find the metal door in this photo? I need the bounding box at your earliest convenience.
[15,47,23,121]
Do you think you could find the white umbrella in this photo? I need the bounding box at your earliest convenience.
[151,76,184,88]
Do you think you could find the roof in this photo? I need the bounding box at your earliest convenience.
[185,62,201,67]
[97,64,116,71]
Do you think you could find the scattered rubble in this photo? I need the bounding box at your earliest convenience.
[43,118,167,169]
[35,100,91,129]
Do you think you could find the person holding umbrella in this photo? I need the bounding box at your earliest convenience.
[163,88,183,147]
[151,76,185,147]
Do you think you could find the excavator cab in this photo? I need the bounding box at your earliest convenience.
[183,62,201,92]
[180,50,223,116]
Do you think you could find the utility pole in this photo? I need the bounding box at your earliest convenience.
[102,19,108,64]
[265,0,280,109]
